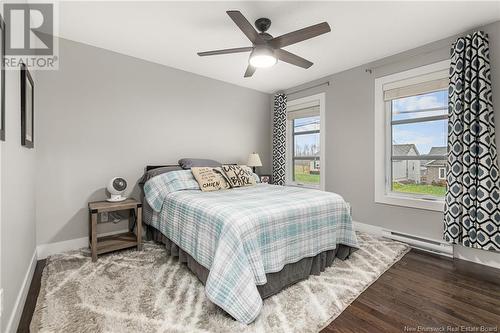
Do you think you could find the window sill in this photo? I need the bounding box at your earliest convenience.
[286,183,321,190]
[375,193,444,212]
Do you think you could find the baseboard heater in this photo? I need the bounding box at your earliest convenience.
[382,229,453,257]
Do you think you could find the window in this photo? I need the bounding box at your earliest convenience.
[286,93,325,189]
[439,168,446,180]
[390,90,448,197]
[292,115,320,185]
[375,60,449,211]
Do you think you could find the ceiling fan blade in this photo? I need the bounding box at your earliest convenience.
[227,11,264,45]
[197,46,253,56]
[244,64,256,77]
[270,22,331,49]
[276,49,313,69]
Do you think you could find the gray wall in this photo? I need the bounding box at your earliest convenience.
[0,30,37,333]
[283,21,500,265]
[35,38,271,245]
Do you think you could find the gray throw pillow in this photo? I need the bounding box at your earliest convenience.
[178,158,222,169]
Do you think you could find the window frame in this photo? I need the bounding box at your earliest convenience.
[374,60,450,211]
[286,93,325,190]
[292,120,320,183]
[439,167,446,180]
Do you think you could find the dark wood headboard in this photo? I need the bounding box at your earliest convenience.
[145,164,180,172]
[145,163,237,172]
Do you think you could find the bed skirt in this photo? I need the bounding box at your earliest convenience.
[145,224,355,299]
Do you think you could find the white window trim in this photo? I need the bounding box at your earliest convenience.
[439,167,446,180]
[286,93,326,191]
[374,60,450,211]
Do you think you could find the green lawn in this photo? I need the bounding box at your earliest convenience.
[392,182,446,197]
[294,163,320,184]
[295,172,320,184]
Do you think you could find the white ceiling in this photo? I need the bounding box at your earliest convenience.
[57,1,500,93]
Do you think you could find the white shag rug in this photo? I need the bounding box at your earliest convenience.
[31,232,410,333]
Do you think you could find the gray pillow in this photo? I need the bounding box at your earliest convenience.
[138,166,182,187]
[178,158,221,169]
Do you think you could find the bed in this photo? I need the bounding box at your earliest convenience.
[139,164,359,324]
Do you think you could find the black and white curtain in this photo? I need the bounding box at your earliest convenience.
[444,31,500,251]
[272,94,287,186]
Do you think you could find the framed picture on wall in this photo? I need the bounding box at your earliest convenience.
[21,63,34,148]
[0,14,5,141]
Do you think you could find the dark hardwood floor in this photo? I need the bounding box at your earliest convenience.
[18,259,46,333]
[324,250,500,333]
[17,250,500,333]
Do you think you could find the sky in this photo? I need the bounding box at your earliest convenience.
[294,116,320,156]
[392,90,448,155]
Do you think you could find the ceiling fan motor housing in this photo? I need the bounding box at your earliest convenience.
[255,18,271,32]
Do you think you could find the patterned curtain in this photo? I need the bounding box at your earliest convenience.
[444,31,500,251]
[272,94,287,186]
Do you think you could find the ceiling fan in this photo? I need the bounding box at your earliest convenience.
[197,11,331,77]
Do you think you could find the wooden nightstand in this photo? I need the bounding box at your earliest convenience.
[88,198,142,262]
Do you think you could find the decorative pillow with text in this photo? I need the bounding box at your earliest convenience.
[221,165,256,188]
[191,167,230,192]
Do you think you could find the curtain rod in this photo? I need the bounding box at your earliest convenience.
[281,81,330,96]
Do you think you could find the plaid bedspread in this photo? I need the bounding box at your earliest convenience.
[144,170,358,324]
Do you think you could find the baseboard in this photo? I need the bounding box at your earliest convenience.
[453,244,500,269]
[353,220,499,269]
[5,250,37,333]
[352,220,384,236]
[37,229,129,259]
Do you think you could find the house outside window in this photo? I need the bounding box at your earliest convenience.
[375,60,449,211]
[286,93,325,190]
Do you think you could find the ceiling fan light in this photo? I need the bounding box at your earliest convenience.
[249,47,277,68]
